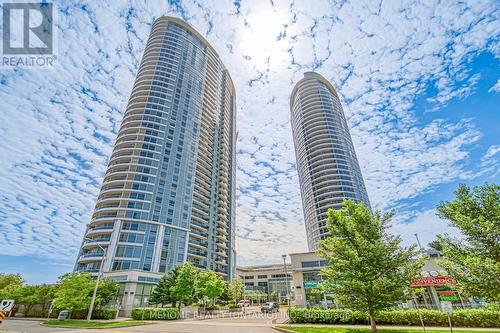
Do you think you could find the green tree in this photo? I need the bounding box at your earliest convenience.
[37,284,55,314]
[11,285,41,314]
[0,273,23,290]
[6,283,54,315]
[95,278,119,308]
[170,262,199,308]
[436,183,500,301]
[149,265,181,307]
[52,273,94,317]
[228,276,245,303]
[0,273,23,299]
[219,281,232,302]
[428,240,443,252]
[318,200,423,333]
[195,271,225,306]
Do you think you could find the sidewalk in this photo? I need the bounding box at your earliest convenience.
[277,324,500,331]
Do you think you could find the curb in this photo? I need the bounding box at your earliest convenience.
[272,327,296,333]
[40,321,154,329]
[272,325,500,332]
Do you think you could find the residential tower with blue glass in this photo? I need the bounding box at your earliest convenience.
[290,72,370,251]
[74,16,236,313]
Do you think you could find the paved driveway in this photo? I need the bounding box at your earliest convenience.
[0,319,68,333]
[0,309,288,333]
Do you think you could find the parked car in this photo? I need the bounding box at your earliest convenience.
[238,299,251,307]
[260,302,279,313]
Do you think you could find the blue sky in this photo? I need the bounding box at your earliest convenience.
[0,0,498,284]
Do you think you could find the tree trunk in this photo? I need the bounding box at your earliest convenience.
[369,313,377,333]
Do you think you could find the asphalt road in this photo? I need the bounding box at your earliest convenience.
[0,308,288,333]
[0,319,68,333]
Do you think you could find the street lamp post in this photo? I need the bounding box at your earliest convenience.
[414,233,423,250]
[282,254,289,306]
[83,237,107,322]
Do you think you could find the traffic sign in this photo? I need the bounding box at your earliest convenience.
[441,301,453,314]
[0,311,5,324]
[0,300,14,312]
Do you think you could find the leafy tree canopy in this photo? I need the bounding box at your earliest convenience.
[170,262,198,307]
[228,276,245,303]
[436,183,500,301]
[195,271,225,304]
[0,273,23,299]
[0,273,23,290]
[52,273,94,313]
[149,265,181,307]
[318,200,423,333]
[96,278,119,308]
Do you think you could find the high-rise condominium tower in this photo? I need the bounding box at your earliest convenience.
[290,72,370,251]
[75,16,236,311]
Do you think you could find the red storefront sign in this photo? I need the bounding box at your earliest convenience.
[438,291,456,297]
[411,276,458,287]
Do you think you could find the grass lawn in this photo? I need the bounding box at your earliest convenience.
[277,326,500,333]
[43,319,148,328]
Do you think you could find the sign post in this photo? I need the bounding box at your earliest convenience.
[441,301,453,333]
[0,300,15,325]
[412,292,427,333]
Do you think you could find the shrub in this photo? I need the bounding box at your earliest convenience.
[228,303,240,309]
[62,308,117,320]
[91,308,118,319]
[23,308,116,320]
[204,305,220,311]
[287,308,500,328]
[24,309,58,318]
[131,307,180,320]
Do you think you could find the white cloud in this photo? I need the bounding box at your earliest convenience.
[391,209,462,248]
[0,0,498,274]
[489,79,500,93]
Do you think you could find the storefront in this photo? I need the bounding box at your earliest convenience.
[407,257,470,309]
[290,250,478,309]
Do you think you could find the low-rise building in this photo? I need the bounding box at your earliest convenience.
[289,251,328,307]
[289,250,477,309]
[236,263,292,304]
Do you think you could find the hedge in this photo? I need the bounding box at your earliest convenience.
[287,308,500,328]
[131,307,180,320]
[23,308,117,319]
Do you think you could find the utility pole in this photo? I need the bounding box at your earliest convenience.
[414,233,423,250]
[84,237,107,321]
[282,254,289,306]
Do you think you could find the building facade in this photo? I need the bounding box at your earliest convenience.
[74,16,236,313]
[289,251,329,307]
[290,72,370,250]
[289,251,477,309]
[236,263,292,304]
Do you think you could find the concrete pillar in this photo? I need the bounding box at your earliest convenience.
[152,224,165,272]
[103,219,121,272]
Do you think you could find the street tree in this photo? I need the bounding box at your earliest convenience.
[52,273,94,317]
[195,271,225,306]
[149,265,181,307]
[436,183,500,301]
[11,285,42,315]
[219,281,232,302]
[95,278,119,308]
[228,276,245,304]
[427,240,443,252]
[170,262,199,308]
[0,273,23,290]
[318,200,423,333]
[0,273,23,299]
